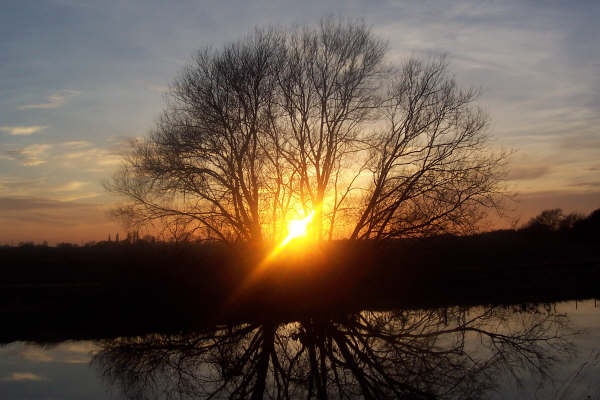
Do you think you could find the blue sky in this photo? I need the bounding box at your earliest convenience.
[1,0,598,243]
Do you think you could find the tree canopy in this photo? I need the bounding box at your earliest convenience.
[108,20,506,244]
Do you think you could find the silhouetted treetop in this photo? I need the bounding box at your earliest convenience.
[523,208,586,232]
[107,19,507,244]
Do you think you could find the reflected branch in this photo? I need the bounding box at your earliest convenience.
[94,305,574,399]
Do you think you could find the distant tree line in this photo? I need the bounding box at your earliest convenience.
[520,207,600,236]
[1,208,598,315]
[2,207,598,250]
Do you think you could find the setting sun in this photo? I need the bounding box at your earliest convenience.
[254,210,317,268]
[282,211,315,246]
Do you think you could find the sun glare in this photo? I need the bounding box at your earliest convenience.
[282,211,315,246]
[256,210,316,268]
[227,210,317,306]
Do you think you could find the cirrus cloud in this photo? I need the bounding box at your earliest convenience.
[18,89,81,110]
[54,181,89,192]
[5,144,52,166]
[0,372,48,382]
[0,125,47,136]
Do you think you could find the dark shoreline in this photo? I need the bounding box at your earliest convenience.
[1,229,599,343]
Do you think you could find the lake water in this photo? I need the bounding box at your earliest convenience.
[1,300,599,399]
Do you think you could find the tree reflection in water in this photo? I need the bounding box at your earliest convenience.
[93,305,574,399]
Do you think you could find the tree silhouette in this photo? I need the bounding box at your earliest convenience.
[108,19,506,244]
[523,208,586,232]
[94,305,572,399]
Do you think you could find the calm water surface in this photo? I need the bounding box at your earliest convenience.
[1,300,599,399]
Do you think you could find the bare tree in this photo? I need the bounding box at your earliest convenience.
[109,29,287,243]
[350,58,506,240]
[277,20,386,239]
[108,20,506,244]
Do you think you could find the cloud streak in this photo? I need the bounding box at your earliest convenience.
[0,372,48,382]
[54,181,89,192]
[0,125,47,136]
[62,140,93,149]
[60,147,122,168]
[5,144,52,166]
[18,90,80,110]
[506,166,551,181]
[20,342,95,364]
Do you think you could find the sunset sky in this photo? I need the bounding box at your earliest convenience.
[1,0,598,244]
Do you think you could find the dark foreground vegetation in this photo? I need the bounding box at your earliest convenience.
[1,209,598,343]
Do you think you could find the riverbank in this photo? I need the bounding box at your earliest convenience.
[1,230,598,342]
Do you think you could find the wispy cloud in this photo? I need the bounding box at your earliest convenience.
[21,346,54,363]
[0,125,47,136]
[1,372,48,382]
[61,147,122,167]
[18,89,80,110]
[506,166,551,181]
[5,144,52,166]
[0,196,95,211]
[0,177,99,202]
[567,181,600,189]
[54,181,89,192]
[0,176,46,197]
[62,140,93,149]
[56,192,99,202]
[19,342,96,364]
